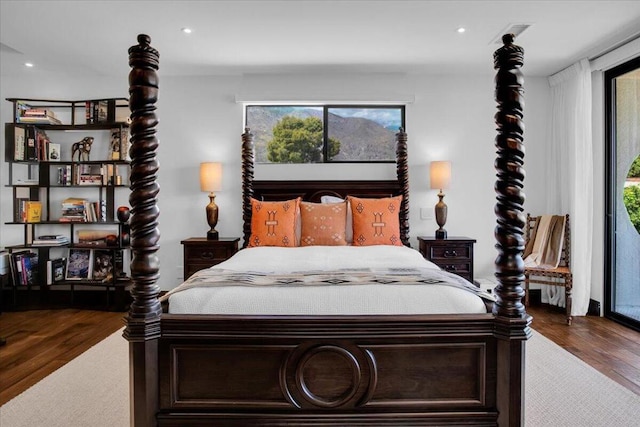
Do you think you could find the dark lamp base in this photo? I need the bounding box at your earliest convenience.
[435,229,447,239]
[207,230,219,240]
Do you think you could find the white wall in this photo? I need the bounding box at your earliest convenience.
[1,69,551,290]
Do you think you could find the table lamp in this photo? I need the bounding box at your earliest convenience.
[200,162,222,240]
[430,160,451,239]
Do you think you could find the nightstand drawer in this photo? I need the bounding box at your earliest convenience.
[427,245,472,261]
[438,262,472,276]
[181,237,240,280]
[417,236,476,284]
[184,245,235,263]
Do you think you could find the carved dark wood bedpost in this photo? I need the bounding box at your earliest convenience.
[123,34,161,427]
[492,33,532,427]
[241,128,255,248]
[396,127,410,246]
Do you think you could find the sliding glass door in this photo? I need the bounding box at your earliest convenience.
[605,56,640,331]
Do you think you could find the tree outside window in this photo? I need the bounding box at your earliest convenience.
[624,155,640,233]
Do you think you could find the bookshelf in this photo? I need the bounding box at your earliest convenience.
[2,98,132,311]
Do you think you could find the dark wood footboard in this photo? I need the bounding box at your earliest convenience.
[157,313,499,426]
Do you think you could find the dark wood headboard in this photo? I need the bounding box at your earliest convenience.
[252,180,401,202]
[241,128,410,247]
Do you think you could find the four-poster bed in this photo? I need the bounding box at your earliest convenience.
[124,33,531,426]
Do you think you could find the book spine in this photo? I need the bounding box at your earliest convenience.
[25,126,38,161]
[85,101,95,124]
[46,259,53,285]
[113,250,124,277]
[13,126,26,161]
[14,198,27,222]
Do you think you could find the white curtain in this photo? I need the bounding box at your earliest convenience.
[545,59,593,316]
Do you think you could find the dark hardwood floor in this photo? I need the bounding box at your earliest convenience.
[0,305,639,407]
[527,304,640,396]
[0,309,126,406]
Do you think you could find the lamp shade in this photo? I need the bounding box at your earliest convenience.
[200,162,222,192]
[430,161,451,190]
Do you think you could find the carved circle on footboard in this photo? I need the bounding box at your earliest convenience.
[282,343,377,409]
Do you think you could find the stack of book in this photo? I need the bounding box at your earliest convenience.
[17,107,62,125]
[31,234,70,246]
[59,198,104,222]
[60,197,88,222]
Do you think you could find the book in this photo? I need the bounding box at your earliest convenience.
[21,252,39,286]
[92,249,114,281]
[85,101,94,123]
[78,174,103,186]
[110,127,129,160]
[9,250,31,286]
[36,128,49,160]
[25,126,38,161]
[32,234,70,246]
[97,100,108,123]
[60,197,89,222]
[34,234,68,241]
[25,201,42,222]
[76,229,117,246]
[13,125,26,161]
[113,249,125,278]
[14,197,29,222]
[19,107,61,125]
[48,143,61,161]
[22,108,58,118]
[18,115,62,125]
[0,250,8,275]
[65,249,92,280]
[46,257,67,284]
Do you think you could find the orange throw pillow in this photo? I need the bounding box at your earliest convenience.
[248,197,300,247]
[300,201,348,246]
[348,195,403,246]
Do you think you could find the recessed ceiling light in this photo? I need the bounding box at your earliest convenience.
[181,27,192,34]
[457,27,466,34]
[24,62,34,67]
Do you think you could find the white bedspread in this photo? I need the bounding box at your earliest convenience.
[167,245,492,315]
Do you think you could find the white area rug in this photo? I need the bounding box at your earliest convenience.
[1,329,639,426]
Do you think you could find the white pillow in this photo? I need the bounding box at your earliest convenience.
[320,195,353,243]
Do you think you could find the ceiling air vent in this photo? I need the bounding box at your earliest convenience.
[491,24,532,44]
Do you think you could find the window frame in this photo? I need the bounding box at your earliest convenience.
[244,104,406,164]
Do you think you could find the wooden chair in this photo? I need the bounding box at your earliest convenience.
[524,213,573,325]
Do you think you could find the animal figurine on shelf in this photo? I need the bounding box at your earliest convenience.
[71,136,94,162]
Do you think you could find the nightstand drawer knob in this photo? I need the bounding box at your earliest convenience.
[445,265,458,271]
[200,251,214,260]
[443,250,458,258]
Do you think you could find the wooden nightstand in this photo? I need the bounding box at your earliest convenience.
[181,237,240,280]
[417,236,476,283]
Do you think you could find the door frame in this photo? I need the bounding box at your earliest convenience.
[604,56,640,332]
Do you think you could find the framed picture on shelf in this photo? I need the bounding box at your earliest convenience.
[48,143,61,161]
[92,249,114,281]
[65,248,92,280]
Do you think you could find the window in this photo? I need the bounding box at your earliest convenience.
[245,105,405,163]
[604,55,640,330]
